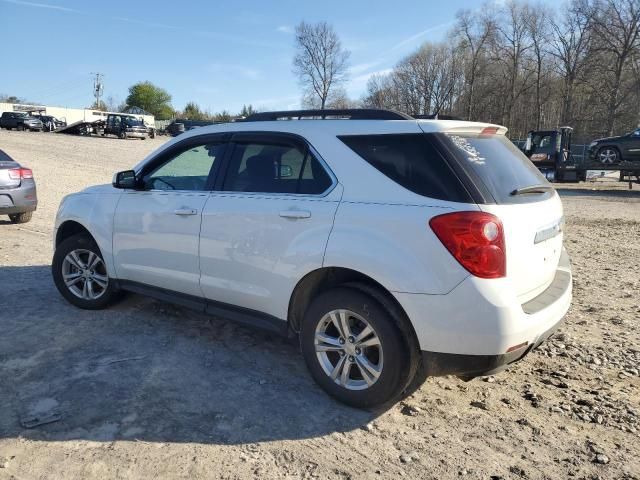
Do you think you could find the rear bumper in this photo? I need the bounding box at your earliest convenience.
[421,318,561,379]
[0,184,38,214]
[395,247,572,375]
[126,131,147,138]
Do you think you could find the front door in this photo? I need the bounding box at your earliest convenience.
[112,136,226,297]
[199,133,341,320]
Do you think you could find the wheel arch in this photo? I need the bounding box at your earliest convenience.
[55,220,94,247]
[287,267,419,345]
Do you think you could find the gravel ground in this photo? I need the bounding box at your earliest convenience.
[0,129,639,480]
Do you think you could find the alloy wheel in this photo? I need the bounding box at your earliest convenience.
[61,249,108,300]
[314,309,384,390]
[599,149,617,164]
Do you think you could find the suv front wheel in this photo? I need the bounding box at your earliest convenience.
[300,287,413,408]
[52,234,120,310]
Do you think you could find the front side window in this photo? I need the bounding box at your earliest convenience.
[223,141,332,194]
[142,142,224,191]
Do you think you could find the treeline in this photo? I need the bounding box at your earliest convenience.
[178,102,258,122]
[361,0,640,141]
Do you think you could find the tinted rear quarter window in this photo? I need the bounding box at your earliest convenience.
[338,134,472,203]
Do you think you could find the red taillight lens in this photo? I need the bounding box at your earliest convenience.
[480,127,499,135]
[429,211,506,279]
[8,168,33,180]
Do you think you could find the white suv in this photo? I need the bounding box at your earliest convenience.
[52,109,572,408]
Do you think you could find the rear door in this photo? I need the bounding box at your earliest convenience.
[428,128,564,303]
[199,132,341,321]
[112,134,227,297]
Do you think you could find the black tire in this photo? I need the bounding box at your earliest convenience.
[8,211,32,224]
[52,234,119,310]
[119,132,126,139]
[17,124,25,131]
[300,287,414,408]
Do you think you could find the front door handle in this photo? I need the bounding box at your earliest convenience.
[174,208,198,216]
[279,210,311,219]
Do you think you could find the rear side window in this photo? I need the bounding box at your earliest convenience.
[338,134,472,202]
[223,142,333,194]
[439,133,548,203]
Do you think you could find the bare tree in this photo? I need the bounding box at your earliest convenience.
[590,0,640,135]
[491,1,535,129]
[293,21,350,109]
[526,3,552,129]
[455,9,495,120]
[549,0,594,125]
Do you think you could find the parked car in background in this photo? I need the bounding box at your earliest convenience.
[588,128,640,164]
[0,112,43,131]
[52,109,571,408]
[103,114,148,140]
[166,119,216,137]
[36,114,67,132]
[0,149,37,224]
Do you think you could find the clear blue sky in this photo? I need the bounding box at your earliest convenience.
[1,0,489,113]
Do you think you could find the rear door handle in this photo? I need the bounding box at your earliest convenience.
[279,210,311,219]
[174,208,198,216]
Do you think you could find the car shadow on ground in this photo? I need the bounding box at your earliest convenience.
[0,265,375,445]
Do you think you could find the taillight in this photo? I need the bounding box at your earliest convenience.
[8,168,33,180]
[429,211,506,279]
[480,127,499,135]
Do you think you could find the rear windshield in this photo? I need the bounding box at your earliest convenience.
[438,133,549,203]
[338,134,472,203]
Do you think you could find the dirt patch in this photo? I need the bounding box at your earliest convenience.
[0,129,639,479]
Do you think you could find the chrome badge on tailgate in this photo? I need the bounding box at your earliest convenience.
[534,217,564,244]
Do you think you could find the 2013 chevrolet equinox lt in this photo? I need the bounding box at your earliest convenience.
[52,109,572,408]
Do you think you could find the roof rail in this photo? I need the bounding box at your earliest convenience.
[240,108,414,122]
[413,113,462,120]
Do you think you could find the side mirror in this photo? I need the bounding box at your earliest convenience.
[112,170,138,189]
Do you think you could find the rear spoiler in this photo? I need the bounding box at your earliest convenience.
[444,125,508,136]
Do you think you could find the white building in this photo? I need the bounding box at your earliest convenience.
[0,103,155,126]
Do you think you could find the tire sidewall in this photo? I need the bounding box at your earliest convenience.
[52,234,117,310]
[300,287,411,408]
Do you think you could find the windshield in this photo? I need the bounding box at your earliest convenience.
[440,133,550,204]
[123,117,143,127]
[529,133,558,154]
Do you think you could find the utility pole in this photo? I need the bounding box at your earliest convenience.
[91,72,104,109]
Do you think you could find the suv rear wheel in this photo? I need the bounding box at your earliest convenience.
[300,287,413,408]
[52,234,119,310]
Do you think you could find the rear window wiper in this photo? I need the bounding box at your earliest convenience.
[510,184,554,196]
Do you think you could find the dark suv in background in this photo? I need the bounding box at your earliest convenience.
[588,128,640,164]
[103,114,148,139]
[0,112,43,131]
